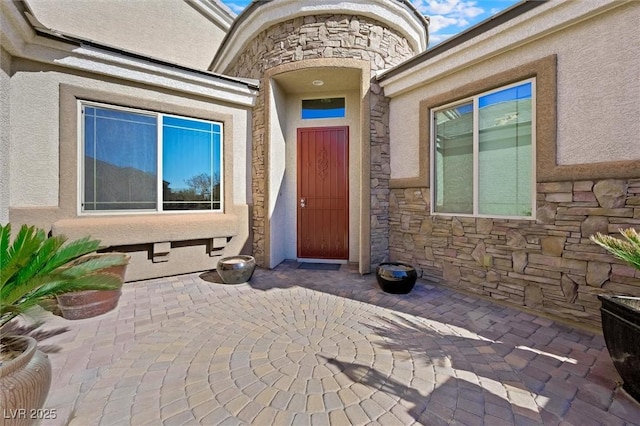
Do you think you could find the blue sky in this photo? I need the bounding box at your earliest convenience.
[220,0,520,46]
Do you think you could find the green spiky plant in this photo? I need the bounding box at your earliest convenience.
[590,228,640,271]
[0,223,129,329]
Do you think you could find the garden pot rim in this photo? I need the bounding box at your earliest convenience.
[0,335,37,378]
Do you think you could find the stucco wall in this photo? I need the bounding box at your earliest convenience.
[0,48,10,224]
[268,79,289,268]
[388,3,640,181]
[27,0,229,70]
[7,59,253,280]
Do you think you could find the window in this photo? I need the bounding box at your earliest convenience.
[432,79,534,218]
[81,102,223,213]
[301,98,345,119]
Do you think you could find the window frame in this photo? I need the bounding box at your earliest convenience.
[430,78,536,220]
[77,100,224,215]
[301,97,346,120]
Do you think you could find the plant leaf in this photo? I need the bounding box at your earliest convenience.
[590,229,640,271]
[26,273,123,300]
[0,225,44,289]
[42,236,101,274]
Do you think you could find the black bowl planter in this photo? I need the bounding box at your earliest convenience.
[375,262,417,294]
[598,295,640,403]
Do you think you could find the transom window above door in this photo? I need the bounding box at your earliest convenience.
[301,97,345,119]
[431,79,535,219]
[80,102,223,213]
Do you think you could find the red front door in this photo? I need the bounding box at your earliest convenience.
[297,127,349,259]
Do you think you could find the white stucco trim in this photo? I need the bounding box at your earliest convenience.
[185,0,236,29]
[380,0,632,97]
[0,0,258,107]
[211,0,428,73]
[0,0,36,54]
[45,44,258,106]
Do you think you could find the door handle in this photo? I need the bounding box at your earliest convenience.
[300,198,307,208]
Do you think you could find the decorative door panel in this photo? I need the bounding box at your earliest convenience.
[297,127,349,259]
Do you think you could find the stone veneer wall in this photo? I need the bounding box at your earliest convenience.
[389,179,640,327]
[223,14,418,267]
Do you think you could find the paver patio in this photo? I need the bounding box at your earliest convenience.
[38,261,640,425]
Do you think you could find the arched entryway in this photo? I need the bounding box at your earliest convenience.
[265,60,370,272]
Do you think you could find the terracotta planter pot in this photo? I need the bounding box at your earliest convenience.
[599,295,640,403]
[56,254,129,320]
[0,336,52,426]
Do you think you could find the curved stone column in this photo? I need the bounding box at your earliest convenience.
[222,12,424,269]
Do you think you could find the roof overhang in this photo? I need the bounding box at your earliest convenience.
[185,0,236,30]
[1,0,259,107]
[378,0,632,98]
[210,0,429,73]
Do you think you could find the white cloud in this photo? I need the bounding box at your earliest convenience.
[411,0,486,42]
[428,15,459,33]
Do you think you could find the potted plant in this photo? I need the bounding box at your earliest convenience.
[590,228,640,403]
[0,223,128,423]
[56,252,130,320]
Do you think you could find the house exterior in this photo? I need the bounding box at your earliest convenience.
[1,0,257,281]
[1,0,638,326]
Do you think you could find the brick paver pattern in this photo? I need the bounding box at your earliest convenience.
[39,261,640,425]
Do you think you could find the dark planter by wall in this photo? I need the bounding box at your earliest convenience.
[598,295,640,403]
[375,262,417,294]
[0,336,52,426]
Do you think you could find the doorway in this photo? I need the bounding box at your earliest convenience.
[297,126,349,259]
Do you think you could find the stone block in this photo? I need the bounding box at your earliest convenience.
[403,233,415,251]
[476,218,493,234]
[536,203,557,224]
[420,218,433,234]
[424,246,434,261]
[486,270,500,282]
[562,207,633,217]
[452,218,464,236]
[593,180,627,208]
[627,196,640,205]
[573,192,597,202]
[546,193,573,203]
[586,262,611,287]
[603,281,640,294]
[401,214,411,230]
[561,274,578,303]
[442,263,461,284]
[525,285,544,308]
[611,264,637,278]
[538,182,573,193]
[513,251,528,273]
[573,181,594,192]
[541,236,565,257]
[580,216,609,239]
[471,241,486,266]
[506,230,527,249]
[404,188,424,203]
